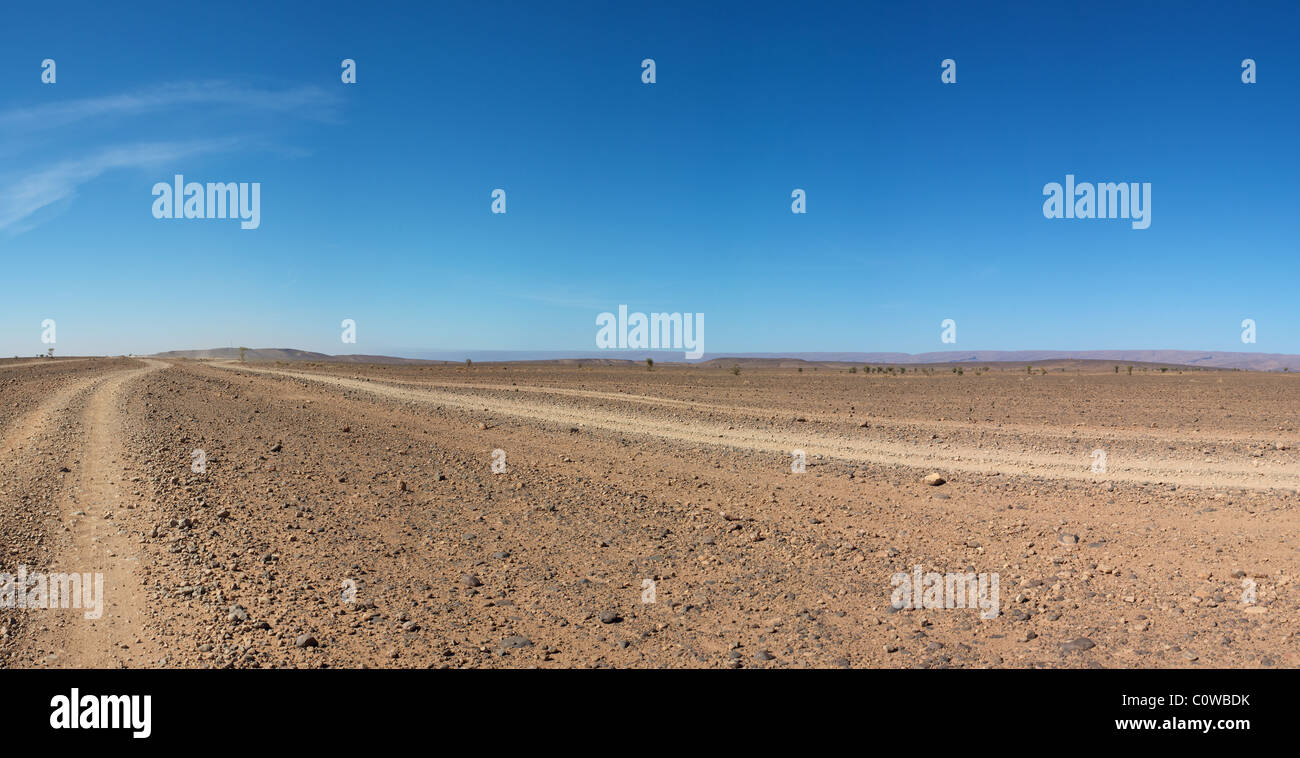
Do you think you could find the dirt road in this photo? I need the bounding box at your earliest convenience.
[210,361,1300,491]
[0,359,165,666]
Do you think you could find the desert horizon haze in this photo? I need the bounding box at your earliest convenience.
[128,346,1300,372]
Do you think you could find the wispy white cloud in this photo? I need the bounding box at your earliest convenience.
[0,139,240,232]
[0,80,337,234]
[0,81,341,131]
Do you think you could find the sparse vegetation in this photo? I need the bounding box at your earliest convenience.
[646,357,654,371]
[731,364,741,376]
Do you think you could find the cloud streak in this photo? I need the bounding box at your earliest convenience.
[0,139,240,232]
[0,80,337,234]
[0,81,341,132]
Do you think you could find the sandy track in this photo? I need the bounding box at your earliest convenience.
[1,359,165,668]
[210,362,1300,491]
[304,376,1292,446]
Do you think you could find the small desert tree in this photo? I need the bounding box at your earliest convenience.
[731,364,741,376]
[646,357,654,371]
[239,346,248,363]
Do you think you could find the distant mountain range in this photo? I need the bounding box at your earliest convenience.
[148,347,1300,371]
[150,348,447,365]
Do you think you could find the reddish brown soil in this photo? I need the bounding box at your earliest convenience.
[1,357,1295,668]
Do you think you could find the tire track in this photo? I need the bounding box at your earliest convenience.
[210,361,1300,491]
[3,360,166,668]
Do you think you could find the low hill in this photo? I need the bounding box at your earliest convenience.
[151,348,449,365]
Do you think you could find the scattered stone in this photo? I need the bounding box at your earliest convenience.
[499,635,533,651]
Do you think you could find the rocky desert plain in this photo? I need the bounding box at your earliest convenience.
[0,355,1296,669]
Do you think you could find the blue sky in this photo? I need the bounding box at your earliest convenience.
[1,1,1297,357]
